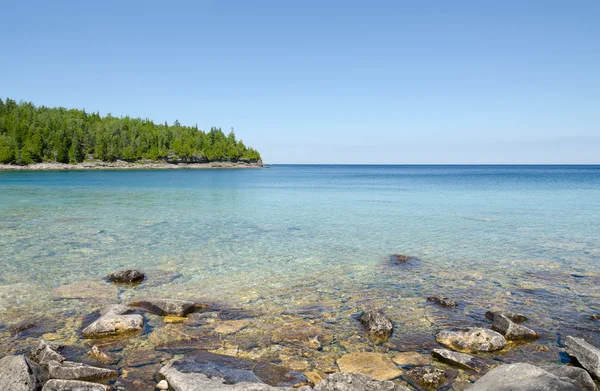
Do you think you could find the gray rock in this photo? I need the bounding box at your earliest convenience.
[436,328,506,353]
[541,366,597,391]
[81,305,143,338]
[492,313,539,340]
[408,366,448,388]
[31,340,66,367]
[130,298,207,316]
[0,355,49,391]
[42,379,110,391]
[427,295,457,308]
[48,361,117,382]
[313,372,411,391]
[465,363,589,391]
[432,348,487,372]
[106,269,144,283]
[485,309,528,323]
[564,335,600,378]
[358,310,393,343]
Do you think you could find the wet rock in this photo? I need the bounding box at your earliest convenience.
[52,281,119,301]
[106,269,144,284]
[485,309,528,323]
[358,310,393,343]
[491,313,538,340]
[122,349,171,367]
[154,336,223,354]
[48,360,118,381]
[541,365,596,391]
[336,352,402,381]
[253,361,309,387]
[564,335,600,378]
[408,366,448,388]
[465,363,590,391]
[88,346,119,365]
[130,298,207,316]
[436,328,506,353]
[82,305,143,338]
[0,355,49,391]
[391,254,417,264]
[392,352,432,367]
[313,372,411,391]
[426,295,457,308]
[156,379,169,390]
[42,379,110,391]
[30,340,66,367]
[432,349,487,372]
[214,319,251,334]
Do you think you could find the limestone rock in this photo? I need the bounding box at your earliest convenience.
[30,340,66,367]
[492,313,538,340]
[392,352,432,367]
[427,295,457,308]
[408,366,448,388]
[82,305,143,338]
[42,379,110,391]
[540,365,596,391]
[358,310,393,343]
[156,379,169,390]
[336,352,402,381]
[106,269,144,283]
[0,355,49,391]
[130,298,207,317]
[314,372,411,391]
[564,335,600,378]
[436,328,506,353]
[48,360,117,382]
[432,348,487,372]
[485,309,528,323]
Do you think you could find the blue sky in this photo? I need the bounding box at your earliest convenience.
[1,0,599,163]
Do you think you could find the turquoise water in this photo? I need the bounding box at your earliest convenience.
[1,165,600,371]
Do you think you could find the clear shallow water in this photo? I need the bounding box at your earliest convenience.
[1,165,600,384]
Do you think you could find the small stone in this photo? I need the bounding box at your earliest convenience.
[358,310,393,344]
[427,295,457,308]
[88,345,117,364]
[214,319,251,334]
[485,309,528,323]
[164,316,187,323]
[492,313,539,340]
[432,348,488,372]
[336,352,402,381]
[564,335,600,378]
[106,269,145,283]
[436,328,506,353]
[156,379,169,390]
[392,352,432,367]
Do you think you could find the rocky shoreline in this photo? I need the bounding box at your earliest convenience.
[0,159,265,171]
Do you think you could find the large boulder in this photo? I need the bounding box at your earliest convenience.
[564,335,600,378]
[358,310,393,343]
[47,360,117,382]
[130,298,207,316]
[491,313,538,340]
[432,348,487,372]
[436,328,506,353]
[42,379,110,391]
[313,372,411,391]
[106,269,144,283]
[82,304,143,338]
[0,355,49,391]
[465,363,593,391]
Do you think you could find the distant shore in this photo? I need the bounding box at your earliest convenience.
[0,159,265,171]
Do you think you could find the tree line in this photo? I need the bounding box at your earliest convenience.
[0,98,261,164]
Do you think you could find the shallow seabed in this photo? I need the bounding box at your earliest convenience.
[1,165,600,389]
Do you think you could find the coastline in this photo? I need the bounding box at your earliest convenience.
[0,159,265,171]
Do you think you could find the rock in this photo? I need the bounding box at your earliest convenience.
[436,328,506,353]
[391,254,417,264]
[492,313,539,340]
[408,366,448,388]
[42,379,110,391]
[82,305,144,338]
[564,335,600,378]
[52,281,119,301]
[336,352,402,381]
[358,310,393,343]
[392,352,432,367]
[541,366,596,391]
[485,309,528,323]
[465,362,593,391]
[156,379,169,390]
[426,295,457,308]
[432,349,487,372]
[164,316,187,323]
[106,269,144,283]
[313,372,411,391]
[253,361,310,387]
[48,360,118,381]
[214,319,251,334]
[88,346,118,365]
[130,299,207,316]
[590,314,600,320]
[30,340,66,367]
[0,355,49,391]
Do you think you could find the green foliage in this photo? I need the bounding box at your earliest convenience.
[0,97,262,165]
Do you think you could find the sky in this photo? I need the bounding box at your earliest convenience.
[1,0,599,164]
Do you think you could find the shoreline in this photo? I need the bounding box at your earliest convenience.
[0,160,265,171]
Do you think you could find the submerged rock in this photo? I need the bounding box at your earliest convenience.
[130,298,207,317]
[432,348,487,372]
[408,366,448,388]
[465,362,593,391]
[0,355,49,391]
[336,352,402,381]
[48,360,118,382]
[358,310,393,343]
[82,304,144,338]
[42,379,110,391]
[392,352,432,367]
[492,313,539,340]
[52,281,119,301]
[436,328,506,353]
[485,309,528,323]
[426,295,457,308]
[313,372,411,391]
[106,269,144,284]
[564,335,600,378]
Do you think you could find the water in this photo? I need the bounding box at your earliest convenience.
[1,165,600,384]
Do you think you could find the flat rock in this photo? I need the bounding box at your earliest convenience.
[427,295,457,308]
[31,340,66,367]
[214,319,251,334]
[492,313,538,340]
[52,281,118,301]
[42,379,110,391]
[465,363,592,391]
[358,310,393,344]
[408,366,448,388]
[48,360,118,381]
[392,352,432,367]
[564,335,600,378]
[436,328,506,353]
[82,305,143,338]
[485,309,528,323]
[313,372,411,391]
[106,269,145,283]
[0,355,49,391]
[432,348,487,372]
[336,352,402,381]
[130,299,207,316]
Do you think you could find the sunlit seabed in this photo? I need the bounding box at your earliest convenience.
[1,165,600,383]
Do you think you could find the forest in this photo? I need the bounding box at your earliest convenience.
[0,98,261,165]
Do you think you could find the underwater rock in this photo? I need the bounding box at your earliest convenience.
[492,313,539,340]
[52,281,119,301]
[30,340,66,367]
[390,254,419,265]
[129,298,208,316]
[88,346,118,365]
[436,328,506,353]
[0,355,49,391]
[432,349,487,372]
[42,379,110,391]
[81,305,143,338]
[485,309,528,323]
[106,269,144,284]
[358,310,393,343]
[48,360,117,382]
[426,295,457,308]
[313,372,411,391]
[392,352,432,367]
[564,336,600,378]
[336,352,402,381]
[408,366,448,388]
